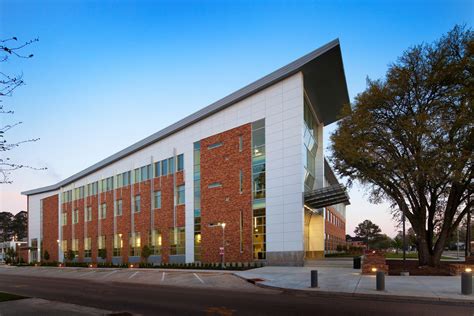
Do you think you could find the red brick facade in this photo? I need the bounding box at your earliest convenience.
[325,206,346,251]
[42,194,59,261]
[200,123,253,263]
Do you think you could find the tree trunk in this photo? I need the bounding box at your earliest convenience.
[417,232,446,267]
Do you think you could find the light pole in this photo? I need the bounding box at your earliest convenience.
[221,223,226,266]
[466,194,472,258]
[402,213,406,272]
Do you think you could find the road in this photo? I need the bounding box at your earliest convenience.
[0,274,472,316]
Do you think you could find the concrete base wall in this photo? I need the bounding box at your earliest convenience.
[266,251,304,266]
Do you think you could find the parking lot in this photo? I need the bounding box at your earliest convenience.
[0,265,270,292]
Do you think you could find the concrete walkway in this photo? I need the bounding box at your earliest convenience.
[235,266,474,303]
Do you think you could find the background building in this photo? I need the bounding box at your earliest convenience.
[22,39,350,266]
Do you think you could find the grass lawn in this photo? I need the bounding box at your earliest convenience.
[385,253,452,260]
[0,292,26,302]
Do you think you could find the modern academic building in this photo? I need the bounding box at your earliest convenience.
[22,39,350,266]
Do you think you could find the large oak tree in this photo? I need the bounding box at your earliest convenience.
[331,25,473,267]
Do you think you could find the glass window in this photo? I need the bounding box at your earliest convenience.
[154,191,161,209]
[101,179,106,192]
[134,195,141,213]
[115,199,122,216]
[129,232,141,257]
[100,203,106,219]
[123,171,130,186]
[208,182,222,188]
[177,185,185,205]
[154,161,161,177]
[62,213,67,226]
[61,240,67,252]
[84,237,92,258]
[113,234,123,256]
[168,157,175,174]
[239,170,243,193]
[177,154,184,171]
[116,174,123,188]
[207,142,223,149]
[161,159,168,176]
[239,135,243,152]
[170,227,185,255]
[134,168,140,183]
[150,230,162,255]
[73,209,79,224]
[97,235,106,250]
[141,165,150,181]
[85,206,92,222]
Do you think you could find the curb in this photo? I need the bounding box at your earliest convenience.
[234,273,474,306]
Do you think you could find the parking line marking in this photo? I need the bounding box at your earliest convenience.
[79,270,96,277]
[128,271,139,279]
[103,270,118,278]
[193,273,205,284]
[161,272,165,281]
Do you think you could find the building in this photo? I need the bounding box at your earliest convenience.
[0,240,28,264]
[346,236,367,250]
[22,39,350,266]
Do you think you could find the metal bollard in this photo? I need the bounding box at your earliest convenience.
[311,270,318,288]
[461,271,472,295]
[376,271,385,291]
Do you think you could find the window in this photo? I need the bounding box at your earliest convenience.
[100,203,107,219]
[134,168,140,183]
[101,179,106,192]
[72,239,79,257]
[208,182,222,188]
[154,191,162,209]
[87,182,98,196]
[239,170,243,193]
[107,176,113,191]
[84,237,92,258]
[123,171,131,186]
[239,135,243,152]
[141,165,151,181]
[73,209,79,224]
[207,142,223,149]
[168,157,175,174]
[129,232,141,256]
[177,154,184,171]
[161,159,168,176]
[134,195,141,213]
[116,174,123,188]
[115,199,123,216]
[150,230,162,255]
[170,227,185,255]
[154,161,161,178]
[177,185,185,205]
[61,240,67,252]
[62,213,67,226]
[85,206,92,222]
[113,234,123,256]
[97,235,106,250]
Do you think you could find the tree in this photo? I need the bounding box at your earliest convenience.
[98,248,107,260]
[354,220,381,249]
[66,249,75,262]
[372,234,393,250]
[43,250,50,261]
[1,36,45,183]
[141,245,152,263]
[0,212,13,241]
[11,211,27,240]
[331,25,473,267]
[392,234,403,253]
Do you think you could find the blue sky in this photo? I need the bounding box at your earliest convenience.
[1,0,472,236]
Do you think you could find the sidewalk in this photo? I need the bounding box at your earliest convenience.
[235,266,474,304]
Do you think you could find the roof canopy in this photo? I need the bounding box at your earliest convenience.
[304,184,350,209]
[23,39,350,196]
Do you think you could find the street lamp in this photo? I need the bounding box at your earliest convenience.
[209,222,226,267]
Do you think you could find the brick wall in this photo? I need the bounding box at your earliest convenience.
[42,194,58,261]
[200,123,253,263]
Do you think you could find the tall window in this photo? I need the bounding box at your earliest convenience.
[141,165,151,181]
[97,235,106,251]
[62,213,67,226]
[61,240,67,252]
[303,98,317,191]
[100,203,107,219]
[150,230,162,255]
[122,171,131,186]
[129,232,141,256]
[154,161,161,178]
[168,157,175,174]
[177,154,184,171]
[73,209,79,224]
[72,239,79,257]
[84,237,92,258]
[239,135,243,152]
[239,169,243,193]
[252,119,266,260]
[115,199,123,216]
[170,227,185,255]
[154,191,162,209]
[134,195,141,213]
[113,234,123,256]
[177,185,185,205]
[193,142,201,261]
[85,206,92,222]
[134,168,140,184]
[161,159,168,176]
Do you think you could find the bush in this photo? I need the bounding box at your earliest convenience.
[43,250,50,261]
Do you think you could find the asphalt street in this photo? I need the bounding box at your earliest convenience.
[0,273,472,316]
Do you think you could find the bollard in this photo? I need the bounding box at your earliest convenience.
[311,270,318,288]
[461,271,472,295]
[376,271,385,291]
[353,257,361,269]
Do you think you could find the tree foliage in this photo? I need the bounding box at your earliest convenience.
[354,219,381,249]
[331,25,473,266]
[0,36,45,183]
[0,211,27,242]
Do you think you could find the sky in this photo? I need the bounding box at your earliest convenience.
[0,0,472,237]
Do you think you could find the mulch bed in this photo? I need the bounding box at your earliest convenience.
[386,259,458,276]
